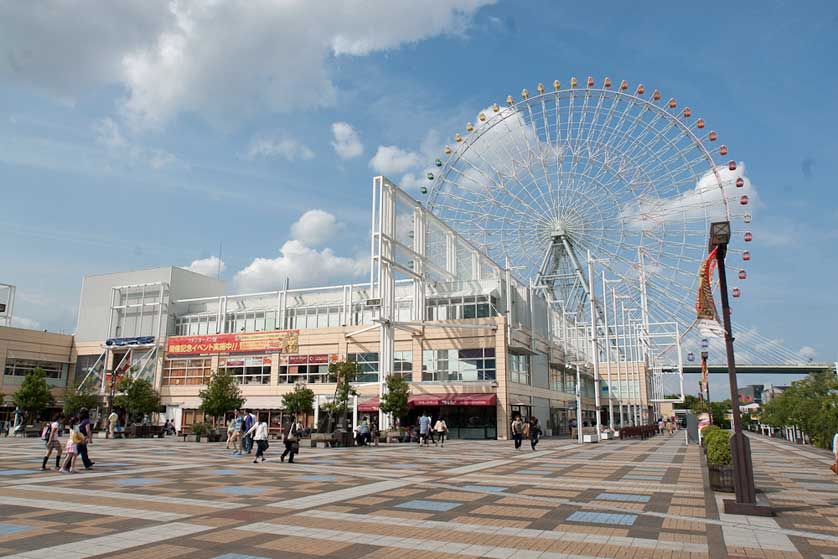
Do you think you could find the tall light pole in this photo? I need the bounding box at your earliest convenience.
[601,274,619,430]
[586,251,603,438]
[710,221,772,516]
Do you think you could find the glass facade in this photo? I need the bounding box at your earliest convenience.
[393,351,413,379]
[509,353,530,385]
[421,348,496,382]
[279,355,337,384]
[219,355,271,385]
[347,352,379,383]
[425,295,496,321]
[3,358,66,379]
[162,358,212,386]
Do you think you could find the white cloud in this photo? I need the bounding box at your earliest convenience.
[0,2,494,127]
[621,163,757,232]
[331,122,363,159]
[234,240,367,292]
[246,136,315,161]
[798,345,817,362]
[290,210,342,247]
[93,117,179,170]
[369,145,421,175]
[185,256,226,277]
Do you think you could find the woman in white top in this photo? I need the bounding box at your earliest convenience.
[244,412,269,464]
[433,417,448,448]
[833,432,838,470]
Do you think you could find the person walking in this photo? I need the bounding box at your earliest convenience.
[242,409,255,454]
[356,417,370,446]
[59,417,80,473]
[41,413,63,470]
[433,417,448,448]
[281,416,302,463]
[225,415,237,449]
[76,408,95,470]
[106,409,118,439]
[529,417,542,451]
[511,415,524,450]
[229,410,244,455]
[245,413,269,464]
[418,412,431,447]
[832,431,838,474]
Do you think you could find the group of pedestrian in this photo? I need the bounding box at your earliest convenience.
[416,411,448,447]
[657,416,678,436]
[40,408,95,473]
[511,415,542,450]
[225,408,303,464]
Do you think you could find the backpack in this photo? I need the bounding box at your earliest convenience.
[41,423,52,441]
[513,420,523,435]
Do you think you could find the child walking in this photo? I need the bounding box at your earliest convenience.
[60,421,83,474]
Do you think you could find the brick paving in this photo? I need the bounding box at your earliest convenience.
[0,433,836,558]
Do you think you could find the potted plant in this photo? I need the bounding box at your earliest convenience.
[705,429,734,492]
[192,422,207,442]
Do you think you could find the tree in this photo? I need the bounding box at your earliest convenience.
[199,369,244,427]
[379,374,410,427]
[324,359,360,432]
[12,368,54,422]
[114,376,161,423]
[282,383,315,415]
[761,371,838,448]
[63,382,101,417]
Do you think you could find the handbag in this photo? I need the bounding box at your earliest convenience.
[831,462,838,475]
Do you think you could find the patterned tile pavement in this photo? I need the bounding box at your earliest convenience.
[0,432,836,558]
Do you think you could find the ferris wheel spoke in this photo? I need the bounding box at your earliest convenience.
[427,83,742,348]
[495,108,558,218]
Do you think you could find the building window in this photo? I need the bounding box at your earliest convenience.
[162,358,212,386]
[426,295,497,321]
[347,352,379,383]
[220,355,271,385]
[279,355,337,384]
[3,358,66,379]
[393,351,413,379]
[421,348,496,382]
[509,353,529,385]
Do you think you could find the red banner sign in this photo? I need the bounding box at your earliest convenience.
[285,354,338,365]
[166,331,299,356]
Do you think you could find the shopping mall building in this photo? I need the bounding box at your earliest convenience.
[1,179,654,438]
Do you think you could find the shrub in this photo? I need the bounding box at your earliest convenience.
[705,429,732,465]
[191,422,208,437]
[701,424,720,441]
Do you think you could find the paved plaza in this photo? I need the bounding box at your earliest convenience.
[0,434,837,559]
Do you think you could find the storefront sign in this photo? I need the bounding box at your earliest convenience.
[166,331,299,356]
[284,354,338,365]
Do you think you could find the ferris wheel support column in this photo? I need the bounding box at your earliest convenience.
[586,251,603,438]
[638,248,654,421]
[612,288,625,429]
[602,274,614,431]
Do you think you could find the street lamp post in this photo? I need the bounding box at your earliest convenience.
[710,221,772,516]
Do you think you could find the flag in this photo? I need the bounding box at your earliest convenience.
[696,248,726,338]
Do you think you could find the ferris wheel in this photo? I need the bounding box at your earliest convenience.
[424,76,754,340]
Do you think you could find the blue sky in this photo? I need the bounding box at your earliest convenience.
[1,1,836,378]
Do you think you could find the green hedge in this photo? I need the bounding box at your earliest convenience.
[701,425,720,441]
[705,429,732,465]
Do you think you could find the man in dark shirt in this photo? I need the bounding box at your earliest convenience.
[243,409,255,454]
[77,408,95,469]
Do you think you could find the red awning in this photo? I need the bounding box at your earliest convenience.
[439,393,497,406]
[408,394,442,407]
[357,396,380,412]
[407,393,497,407]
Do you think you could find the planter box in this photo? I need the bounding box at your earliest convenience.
[600,432,613,441]
[708,463,735,492]
[582,434,599,443]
